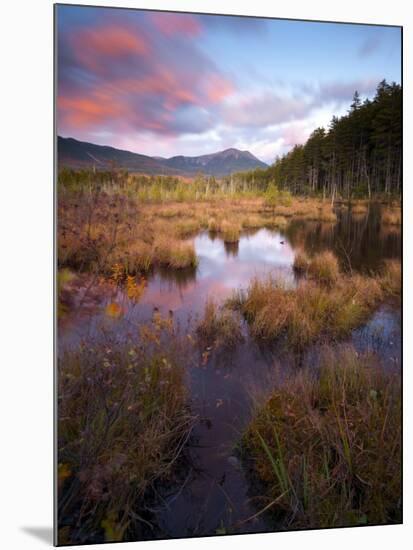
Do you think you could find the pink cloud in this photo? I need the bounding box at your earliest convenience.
[58,13,234,143]
[281,124,310,147]
[69,24,149,75]
[204,74,234,103]
[148,12,202,37]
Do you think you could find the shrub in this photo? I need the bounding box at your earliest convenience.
[264,182,279,213]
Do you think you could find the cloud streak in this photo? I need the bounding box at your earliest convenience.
[56,5,401,163]
[57,9,233,138]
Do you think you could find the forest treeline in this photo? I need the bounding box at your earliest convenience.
[231,79,401,199]
[59,80,401,201]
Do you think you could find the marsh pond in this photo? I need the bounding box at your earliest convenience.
[58,200,401,543]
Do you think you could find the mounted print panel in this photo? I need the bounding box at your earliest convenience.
[55,3,402,546]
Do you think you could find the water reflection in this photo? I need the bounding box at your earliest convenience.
[286,204,400,272]
[60,209,401,346]
[224,240,239,257]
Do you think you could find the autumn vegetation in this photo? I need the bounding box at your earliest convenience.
[58,313,196,544]
[243,345,401,528]
[229,253,400,350]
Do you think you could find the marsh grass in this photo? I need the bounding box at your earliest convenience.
[109,240,153,274]
[153,236,198,269]
[58,314,196,545]
[293,250,310,273]
[196,298,244,350]
[175,219,202,238]
[380,260,401,297]
[233,263,389,349]
[307,251,340,285]
[242,215,265,229]
[266,216,288,229]
[243,345,401,528]
[220,221,241,243]
[208,217,221,233]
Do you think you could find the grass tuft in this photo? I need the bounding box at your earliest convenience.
[196,297,244,350]
[307,251,340,285]
[220,221,241,243]
[293,250,310,273]
[153,236,198,269]
[233,266,387,349]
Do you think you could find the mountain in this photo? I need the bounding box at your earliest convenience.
[57,136,178,175]
[57,137,268,176]
[163,148,268,176]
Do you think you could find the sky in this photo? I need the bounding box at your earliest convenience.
[56,5,401,164]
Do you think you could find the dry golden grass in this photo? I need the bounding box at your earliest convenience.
[307,250,340,285]
[109,240,153,274]
[174,218,201,238]
[293,249,310,273]
[266,216,288,229]
[153,236,198,269]
[208,217,221,232]
[242,215,265,229]
[380,259,401,296]
[233,266,386,349]
[220,220,241,243]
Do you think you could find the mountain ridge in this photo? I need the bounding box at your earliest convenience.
[57,136,268,177]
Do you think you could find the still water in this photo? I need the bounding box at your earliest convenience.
[59,207,401,538]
